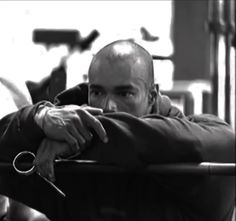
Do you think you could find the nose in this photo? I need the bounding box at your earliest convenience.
[103,96,118,113]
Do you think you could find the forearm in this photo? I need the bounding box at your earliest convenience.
[81,113,202,168]
[81,112,235,221]
[186,114,235,163]
[0,102,46,162]
[81,113,235,167]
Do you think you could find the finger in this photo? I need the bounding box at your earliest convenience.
[48,160,55,182]
[73,118,93,142]
[35,139,48,164]
[34,141,55,182]
[55,141,81,159]
[66,105,103,116]
[63,130,81,153]
[83,112,108,143]
[67,123,87,147]
[37,158,55,182]
[81,106,103,116]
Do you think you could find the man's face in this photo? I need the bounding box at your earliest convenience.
[88,57,152,117]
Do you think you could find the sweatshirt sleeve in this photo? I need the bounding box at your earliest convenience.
[81,112,235,167]
[80,112,235,221]
[0,102,46,162]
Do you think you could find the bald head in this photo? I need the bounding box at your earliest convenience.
[88,40,154,88]
[88,40,157,117]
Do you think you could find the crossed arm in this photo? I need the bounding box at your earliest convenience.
[0,101,234,178]
[0,101,235,220]
[0,102,108,179]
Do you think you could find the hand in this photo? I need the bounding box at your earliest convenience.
[34,138,75,182]
[36,104,108,152]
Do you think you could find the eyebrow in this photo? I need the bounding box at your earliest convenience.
[89,84,104,90]
[89,84,137,91]
[114,85,136,91]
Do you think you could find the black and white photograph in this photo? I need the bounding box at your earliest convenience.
[0,1,235,221]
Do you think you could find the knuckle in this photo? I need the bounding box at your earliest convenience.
[76,108,84,115]
[64,122,72,130]
[69,115,81,126]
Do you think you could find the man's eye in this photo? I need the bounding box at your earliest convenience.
[90,90,103,96]
[118,91,134,98]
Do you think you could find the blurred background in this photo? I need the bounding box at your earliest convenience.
[0,0,235,220]
[0,0,235,126]
[0,1,173,88]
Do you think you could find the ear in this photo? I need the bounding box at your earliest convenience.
[148,85,158,106]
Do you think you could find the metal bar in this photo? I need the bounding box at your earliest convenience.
[208,0,222,116]
[0,162,235,176]
[152,55,172,60]
[147,162,236,176]
[223,0,235,124]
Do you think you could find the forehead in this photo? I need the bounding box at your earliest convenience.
[89,55,149,89]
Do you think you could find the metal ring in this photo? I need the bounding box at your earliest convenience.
[13,151,36,176]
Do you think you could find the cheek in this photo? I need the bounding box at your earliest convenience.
[118,97,149,117]
[123,103,142,116]
[88,96,101,108]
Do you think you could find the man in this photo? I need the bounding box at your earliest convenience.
[0,40,235,221]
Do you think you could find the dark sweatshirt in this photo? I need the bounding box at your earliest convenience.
[0,83,235,221]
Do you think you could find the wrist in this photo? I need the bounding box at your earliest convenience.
[34,102,54,129]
